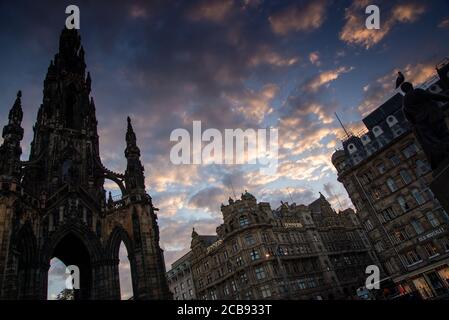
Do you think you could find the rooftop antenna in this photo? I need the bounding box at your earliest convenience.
[230,181,237,199]
[335,112,351,139]
[334,191,344,211]
[324,185,344,211]
[286,187,294,203]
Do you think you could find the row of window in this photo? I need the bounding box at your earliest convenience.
[364,190,434,232]
[172,278,193,294]
[391,211,448,245]
[174,289,194,300]
[401,240,449,267]
[201,284,271,300]
[359,143,421,182]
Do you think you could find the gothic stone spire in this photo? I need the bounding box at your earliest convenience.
[0,91,24,178]
[124,117,146,192]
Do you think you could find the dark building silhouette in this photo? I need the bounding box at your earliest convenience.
[0,28,171,300]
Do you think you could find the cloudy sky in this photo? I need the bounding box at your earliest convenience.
[1,0,449,298]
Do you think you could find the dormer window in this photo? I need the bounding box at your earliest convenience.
[386,116,398,127]
[348,143,357,154]
[373,126,383,137]
[361,135,371,145]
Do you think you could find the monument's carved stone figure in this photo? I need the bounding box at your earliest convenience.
[398,72,449,170]
[0,28,171,300]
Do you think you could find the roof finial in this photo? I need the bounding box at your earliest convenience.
[8,90,23,124]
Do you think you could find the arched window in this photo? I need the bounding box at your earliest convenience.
[47,257,72,300]
[373,126,383,137]
[118,241,133,300]
[411,219,424,234]
[387,178,398,193]
[416,159,431,176]
[397,196,409,212]
[62,159,73,181]
[400,169,412,185]
[412,188,425,205]
[347,143,357,154]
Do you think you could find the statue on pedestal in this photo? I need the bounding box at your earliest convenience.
[397,72,449,170]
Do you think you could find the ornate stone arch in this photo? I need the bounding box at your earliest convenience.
[107,226,134,260]
[106,226,138,299]
[8,221,39,299]
[40,222,105,300]
[41,221,104,264]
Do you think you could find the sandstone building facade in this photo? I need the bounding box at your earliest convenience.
[0,28,170,300]
[166,251,197,300]
[331,59,449,299]
[168,192,375,300]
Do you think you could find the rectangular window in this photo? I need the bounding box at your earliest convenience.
[255,267,266,280]
[411,219,424,234]
[376,163,386,174]
[387,178,398,192]
[400,170,413,185]
[403,250,422,265]
[365,219,374,231]
[381,207,397,222]
[443,236,449,252]
[236,256,244,266]
[261,232,269,243]
[412,189,426,205]
[240,272,248,284]
[388,154,401,166]
[297,279,307,290]
[426,212,440,228]
[393,229,408,243]
[250,249,260,261]
[416,159,431,176]
[260,285,271,298]
[245,234,256,246]
[231,280,237,292]
[402,143,418,159]
[307,278,317,288]
[239,216,250,227]
[424,242,439,258]
[397,196,409,213]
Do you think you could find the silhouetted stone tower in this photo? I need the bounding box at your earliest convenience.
[0,28,171,300]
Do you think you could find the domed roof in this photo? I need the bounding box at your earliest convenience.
[331,150,346,164]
